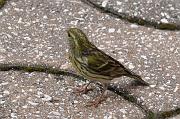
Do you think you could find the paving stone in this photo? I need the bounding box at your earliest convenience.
[83,0,180,30]
[0,0,179,118]
[0,71,144,118]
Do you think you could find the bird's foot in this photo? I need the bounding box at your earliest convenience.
[86,95,107,108]
[73,84,93,95]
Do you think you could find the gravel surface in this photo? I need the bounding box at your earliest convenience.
[83,0,180,30]
[0,0,179,118]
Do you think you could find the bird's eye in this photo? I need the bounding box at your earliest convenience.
[68,33,71,37]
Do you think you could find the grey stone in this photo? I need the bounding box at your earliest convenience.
[0,0,179,118]
[83,0,180,30]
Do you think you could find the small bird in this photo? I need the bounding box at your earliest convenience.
[0,0,6,8]
[67,28,149,107]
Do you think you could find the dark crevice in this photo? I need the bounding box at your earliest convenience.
[156,108,180,119]
[0,63,84,80]
[107,85,153,119]
[0,63,179,119]
[81,0,180,31]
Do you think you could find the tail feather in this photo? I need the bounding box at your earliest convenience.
[130,75,149,86]
[124,69,149,86]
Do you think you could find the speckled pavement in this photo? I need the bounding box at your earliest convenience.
[0,0,180,119]
[82,0,180,30]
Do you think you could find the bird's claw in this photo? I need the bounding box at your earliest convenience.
[86,96,107,108]
[73,85,93,95]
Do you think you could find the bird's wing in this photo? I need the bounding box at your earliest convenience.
[79,48,127,78]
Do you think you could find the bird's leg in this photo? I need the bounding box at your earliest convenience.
[73,81,93,94]
[86,83,108,107]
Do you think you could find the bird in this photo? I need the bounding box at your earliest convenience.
[67,28,149,107]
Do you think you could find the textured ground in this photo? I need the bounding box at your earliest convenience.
[0,0,180,119]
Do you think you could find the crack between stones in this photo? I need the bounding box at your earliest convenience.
[0,63,179,119]
[81,0,180,31]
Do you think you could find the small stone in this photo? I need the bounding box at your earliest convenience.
[161,12,165,16]
[117,1,122,5]
[118,9,122,13]
[119,109,126,113]
[22,105,28,108]
[42,94,52,101]
[150,84,156,88]
[141,55,147,59]
[170,7,174,10]
[11,113,17,118]
[45,78,49,81]
[173,84,179,92]
[118,58,124,62]
[161,18,168,23]
[145,77,150,80]
[170,47,174,52]
[43,15,48,19]
[51,111,61,116]
[130,24,138,28]
[128,63,135,69]
[28,101,39,106]
[159,86,165,90]
[108,28,115,33]
[11,2,16,6]
[1,82,8,86]
[172,75,176,79]
[73,100,78,104]
[18,17,22,23]
[0,100,5,104]
[102,0,109,7]
[3,90,10,95]
[117,29,121,33]
[24,36,31,41]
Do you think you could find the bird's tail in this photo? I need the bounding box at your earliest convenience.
[124,69,149,86]
[129,74,149,86]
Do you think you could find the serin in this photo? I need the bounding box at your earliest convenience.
[67,28,149,107]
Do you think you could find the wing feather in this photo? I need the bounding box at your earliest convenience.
[78,48,127,78]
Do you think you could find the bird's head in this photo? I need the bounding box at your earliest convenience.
[67,28,93,51]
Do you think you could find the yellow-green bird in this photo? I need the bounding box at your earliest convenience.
[67,28,149,107]
[0,0,6,8]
